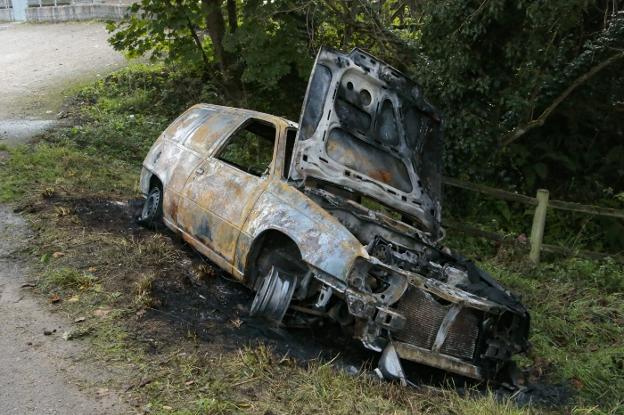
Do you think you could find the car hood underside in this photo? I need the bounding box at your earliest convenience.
[290,47,444,238]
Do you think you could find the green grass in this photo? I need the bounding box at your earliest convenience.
[40,267,97,290]
[1,64,623,414]
[485,258,624,412]
[0,143,138,203]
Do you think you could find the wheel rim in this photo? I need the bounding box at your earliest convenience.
[141,188,161,220]
[250,266,297,324]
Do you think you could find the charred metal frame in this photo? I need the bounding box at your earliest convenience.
[139,47,529,384]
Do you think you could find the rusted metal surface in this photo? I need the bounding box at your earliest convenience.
[139,48,529,384]
[394,342,484,380]
[291,47,443,239]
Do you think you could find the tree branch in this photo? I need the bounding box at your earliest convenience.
[186,17,211,77]
[501,51,624,147]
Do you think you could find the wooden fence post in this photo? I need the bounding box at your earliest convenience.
[529,189,550,264]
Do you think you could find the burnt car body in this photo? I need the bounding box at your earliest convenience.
[139,47,529,382]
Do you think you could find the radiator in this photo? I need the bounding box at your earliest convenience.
[394,287,480,360]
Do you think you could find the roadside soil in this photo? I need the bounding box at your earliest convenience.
[0,22,126,145]
[0,22,131,414]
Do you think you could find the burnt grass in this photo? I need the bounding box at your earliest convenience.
[37,195,377,366]
[20,194,572,409]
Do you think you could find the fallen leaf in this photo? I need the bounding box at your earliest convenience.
[87,267,97,272]
[74,316,86,323]
[52,252,65,258]
[21,283,35,288]
[230,318,243,328]
[67,295,80,303]
[571,377,584,390]
[54,206,72,217]
[185,380,195,386]
[162,406,173,411]
[49,294,61,304]
[96,388,109,396]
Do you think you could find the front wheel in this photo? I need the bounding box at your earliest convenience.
[250,266,297,325]
[138,184,163,227]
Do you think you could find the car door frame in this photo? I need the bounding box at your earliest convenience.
[175,114,288,279]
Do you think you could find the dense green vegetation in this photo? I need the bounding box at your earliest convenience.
[107,0,624,253]
[1,66,623,413]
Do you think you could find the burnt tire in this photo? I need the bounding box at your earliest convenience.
[138,184,163,228]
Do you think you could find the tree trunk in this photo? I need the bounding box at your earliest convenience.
[186,17,211,79]
[201,0,245,103]
[202,0,229,72]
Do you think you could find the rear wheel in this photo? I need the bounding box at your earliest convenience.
[138,184,163,227]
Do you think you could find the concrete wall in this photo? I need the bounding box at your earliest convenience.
[25,4,129,22]
[0,8,13,22]
[0,2,132,22]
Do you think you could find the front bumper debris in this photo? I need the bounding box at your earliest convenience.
[342,254,529,382]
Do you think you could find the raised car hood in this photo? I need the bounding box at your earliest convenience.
[290,47,444,236]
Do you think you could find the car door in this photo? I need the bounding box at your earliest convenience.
[155,105,238,226]
[177,118,278,267]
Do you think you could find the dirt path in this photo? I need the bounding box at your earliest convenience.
[0,207,130,414]
[0,22,126,145]
[0,22,132,414]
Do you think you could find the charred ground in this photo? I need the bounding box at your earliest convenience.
[22,195,365,355]
[14,191,571,408]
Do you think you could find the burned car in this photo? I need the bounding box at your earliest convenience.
[138,47,529,383]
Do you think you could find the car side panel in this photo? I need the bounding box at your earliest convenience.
[141,106,213,221]
[237,180,368,281]
[178,158,270,267]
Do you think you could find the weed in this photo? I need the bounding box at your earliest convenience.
[134,273,156,308]
[0,143,137,203]
[483,259,624,412]
[40,267,96,290]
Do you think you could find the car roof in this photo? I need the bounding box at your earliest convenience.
[191,103,298,130]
